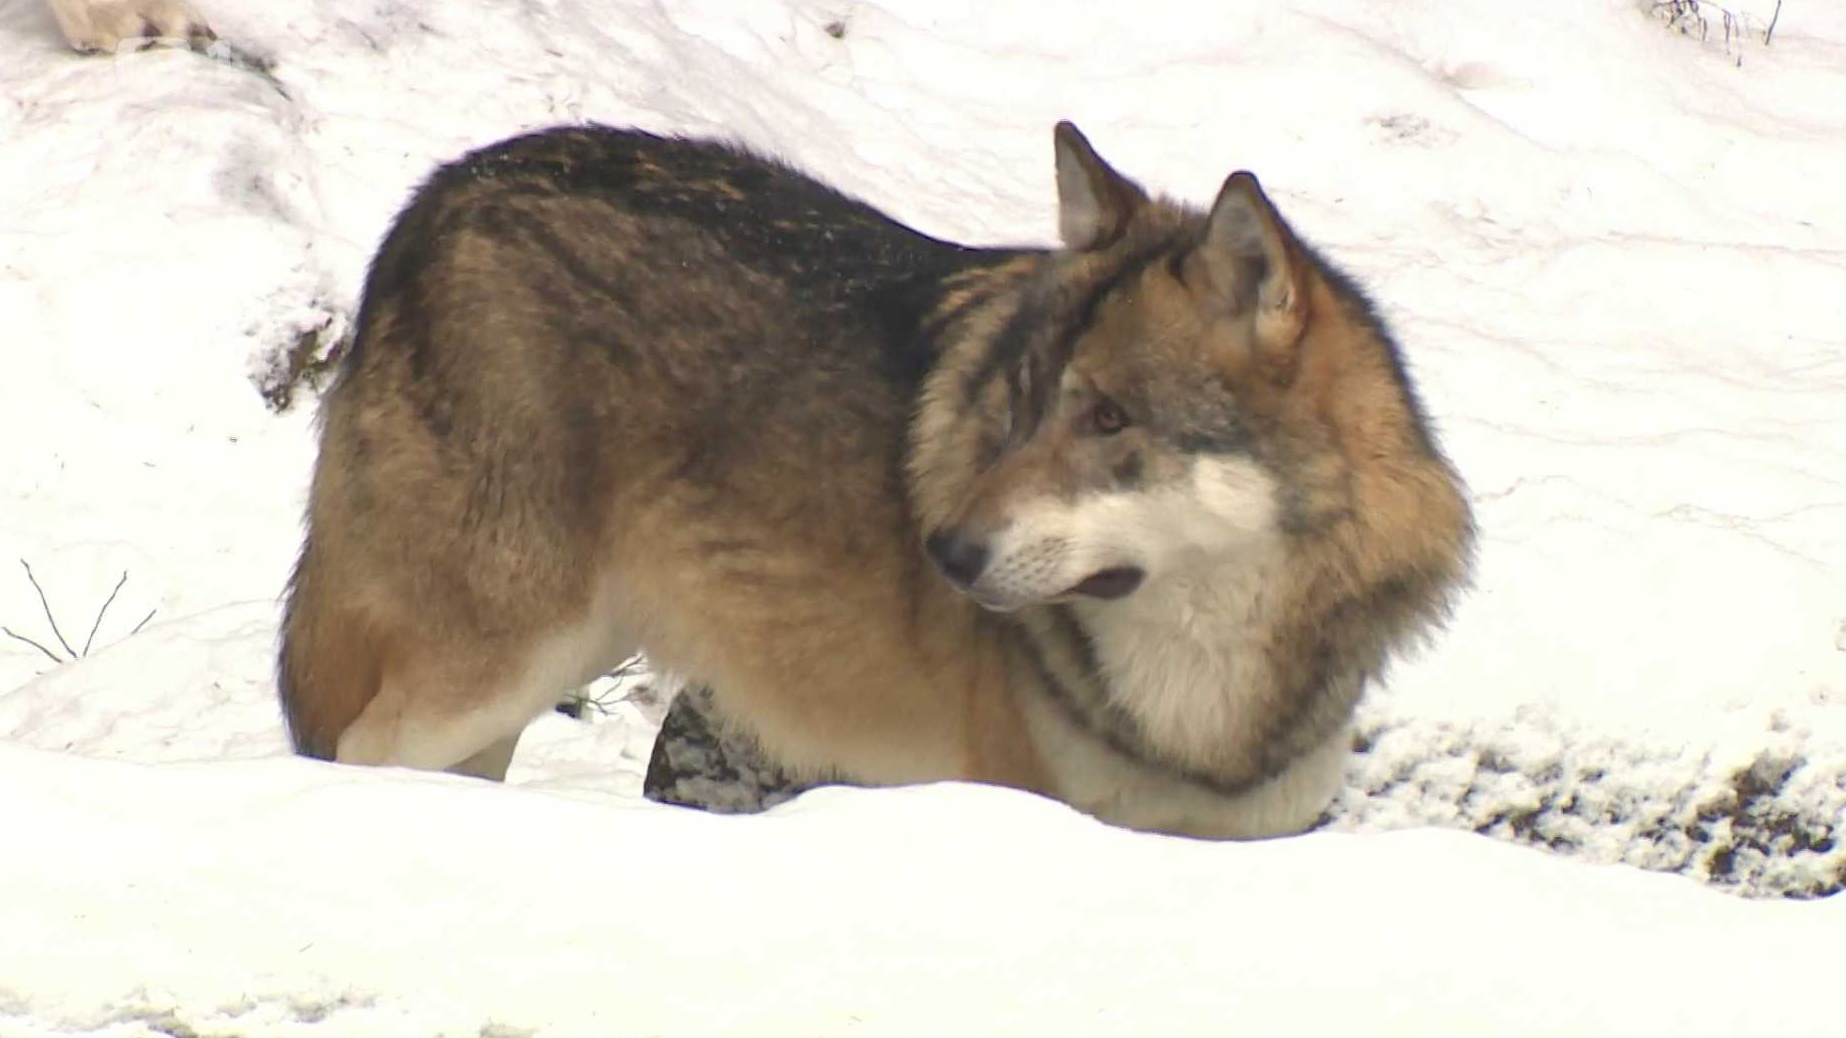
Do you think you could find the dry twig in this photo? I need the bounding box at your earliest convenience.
[4,560,157,665]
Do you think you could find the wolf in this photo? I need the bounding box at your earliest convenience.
[45,0,213,53]
[279,120,1474,839]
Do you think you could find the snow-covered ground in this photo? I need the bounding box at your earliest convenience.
[5,744,1842,1038]
[1,0,1842,1034]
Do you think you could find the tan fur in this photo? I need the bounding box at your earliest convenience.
[280,122,1472,837]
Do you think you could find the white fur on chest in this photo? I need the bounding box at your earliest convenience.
[1075,545,1289,770]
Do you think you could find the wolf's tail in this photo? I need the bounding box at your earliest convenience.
[276,539,384,761]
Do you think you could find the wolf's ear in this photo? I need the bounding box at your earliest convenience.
[1054,121,1146,251]
[1199,171,1306,351]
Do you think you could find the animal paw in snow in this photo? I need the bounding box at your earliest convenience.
[47,0,215,54]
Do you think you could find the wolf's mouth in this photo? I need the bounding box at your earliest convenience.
[1068,567,1145,600]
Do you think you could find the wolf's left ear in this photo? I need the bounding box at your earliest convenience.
[1054,121,1147,251]
[1201,171,1306,351]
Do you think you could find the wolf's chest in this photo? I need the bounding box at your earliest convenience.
[1079,560,1285,757]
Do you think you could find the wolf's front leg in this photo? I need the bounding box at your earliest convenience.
[48,0,215,54]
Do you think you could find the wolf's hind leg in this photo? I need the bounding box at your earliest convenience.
[335,613,636,780]
[331,667,533,777]
[450,733,523,781]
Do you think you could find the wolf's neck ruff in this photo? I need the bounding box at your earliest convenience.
[1027,609,1298,800]
[1004,544,1362,801]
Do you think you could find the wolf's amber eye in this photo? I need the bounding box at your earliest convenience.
[1087,398,1129,436]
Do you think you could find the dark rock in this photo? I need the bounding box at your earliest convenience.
[643,685,817,813]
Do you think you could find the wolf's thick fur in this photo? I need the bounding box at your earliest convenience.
[280,122,1473,838]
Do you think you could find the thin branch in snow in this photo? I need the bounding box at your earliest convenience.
[82,571,130,657]
[560,653,653,718]
[6,563,156,665]
[1764,0,1782,44]
[1,626,65,664]
[19,560,76,659]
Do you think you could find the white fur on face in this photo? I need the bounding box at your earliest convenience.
[964,454,1281,610]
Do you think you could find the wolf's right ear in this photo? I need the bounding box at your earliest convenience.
[1054,121,1147,252]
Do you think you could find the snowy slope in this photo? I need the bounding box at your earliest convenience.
[1,0,1843,1032]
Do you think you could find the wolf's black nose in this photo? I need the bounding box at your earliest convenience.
[925,530,989,588]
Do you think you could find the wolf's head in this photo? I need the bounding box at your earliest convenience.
[910,121,1467,615]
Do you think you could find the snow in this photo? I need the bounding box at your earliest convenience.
[0,0,1842,1033]
[5,744,1843,1038]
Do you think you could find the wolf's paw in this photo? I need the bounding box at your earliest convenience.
[55,0,216,55]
